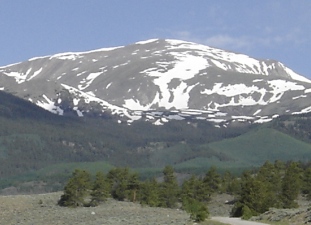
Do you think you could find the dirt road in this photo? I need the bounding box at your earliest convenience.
[211,217,269,225]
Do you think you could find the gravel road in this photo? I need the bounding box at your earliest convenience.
[211,217,269,225]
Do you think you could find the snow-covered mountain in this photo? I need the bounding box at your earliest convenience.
[1,39,311,125]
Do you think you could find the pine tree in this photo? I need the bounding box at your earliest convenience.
[256,161,282,208]
[220,171,235,194]
[139,178,160,207]
[202,166,221,201]
[106,167,140,202]
[159,165,179,208]
[90,171,109,206]
[281,162,302,208]
[231,171,270,217]
[181,175,206,202]
[127,173,140,202]
[58,169,92,207]
[107,167,130,201]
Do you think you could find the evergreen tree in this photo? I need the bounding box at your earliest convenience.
[58,169,92,207]
[126,173,140,202]
[181,175,209,222]
[181,175,206,202]
[256,161,282,208]
[90,171,109,206]
[220,171,235,194]
[106,167,140,202]
[159,165,179,208]
[281,162,302,208]
[139,178,160,207]
[202,166,221,200]
[231,171,270,217]
[107,167,130,201]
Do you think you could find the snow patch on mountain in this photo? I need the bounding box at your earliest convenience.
[37,95,64,115]
[145,54,208,109]
[283,65,311,83]
[78,72,102,90]
[1,38,311,126]
[3,71,27,84]
[27,68,43,81]
[50,53,83,61]
[165,39,310,83]
[135,39,158,45]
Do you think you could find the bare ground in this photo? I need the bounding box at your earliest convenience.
[0,192,192,225]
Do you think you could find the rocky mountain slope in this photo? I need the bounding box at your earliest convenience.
[1,39,311,125]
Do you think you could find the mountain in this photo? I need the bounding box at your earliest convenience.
[1,39,311,125]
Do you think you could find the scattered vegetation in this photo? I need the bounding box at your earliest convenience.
[57,159,311,222]
[58,166,215,222]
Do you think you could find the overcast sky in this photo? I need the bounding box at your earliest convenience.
[1,1,311,78]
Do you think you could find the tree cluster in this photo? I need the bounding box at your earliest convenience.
[231,161,306,219]
[58,160,311,222]
[58,166,230,222]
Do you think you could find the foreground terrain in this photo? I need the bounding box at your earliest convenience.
[0,192,191,225]
[2,192,311,225]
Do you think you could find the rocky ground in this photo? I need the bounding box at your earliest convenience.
[208,193,235,217]
[0,192,193,225]
[1,191,310,225]
[251,195,311,225]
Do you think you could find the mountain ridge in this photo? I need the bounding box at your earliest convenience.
[1,39,311,125]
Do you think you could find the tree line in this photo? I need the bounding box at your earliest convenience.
[58,166,214,222]
[58,160,311,222]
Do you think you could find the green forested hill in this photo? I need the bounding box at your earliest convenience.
[208,127,311,166]
[2,90,311,193]
[0,91,247,186]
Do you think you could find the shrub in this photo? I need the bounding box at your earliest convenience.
[182,198,209,222]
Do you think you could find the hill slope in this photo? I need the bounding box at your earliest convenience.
[0,91,249,179]
[209,127,311,167]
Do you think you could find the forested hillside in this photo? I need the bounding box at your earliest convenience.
[2,90,311,194]
[0,91,250,189]
[271,113,311,143]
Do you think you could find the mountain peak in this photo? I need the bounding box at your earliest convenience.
[1,39,311,125]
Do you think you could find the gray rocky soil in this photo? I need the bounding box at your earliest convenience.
[251,195,311,225]
[0,192,192,225]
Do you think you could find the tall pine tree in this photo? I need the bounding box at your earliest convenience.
[159,165,179,208]
[58,169,92,207]
[90,171,109,206]
[281,162,302,208]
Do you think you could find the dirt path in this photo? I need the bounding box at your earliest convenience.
[211,217,269,225]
